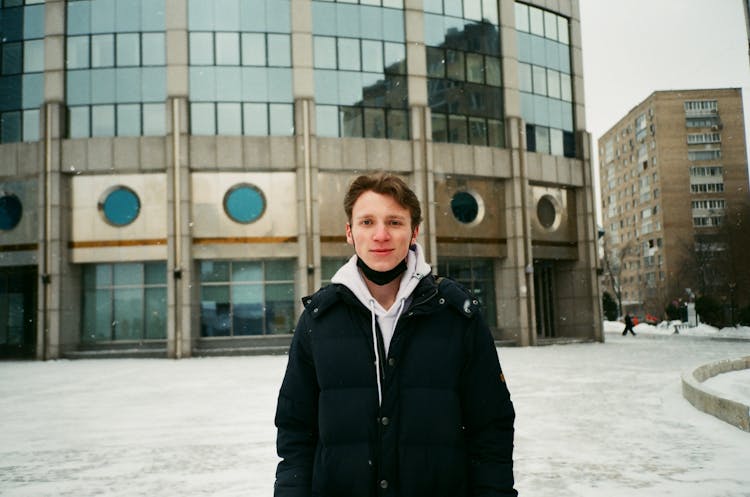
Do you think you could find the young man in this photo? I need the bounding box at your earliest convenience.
[274,172,517,497]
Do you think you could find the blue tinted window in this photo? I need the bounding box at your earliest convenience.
[0,193,23,230]
[224,184,266,224]
[100,186,141,227]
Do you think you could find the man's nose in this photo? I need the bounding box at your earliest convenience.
[373,222,390,239]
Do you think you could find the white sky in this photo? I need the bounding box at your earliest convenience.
[578,0,750,222]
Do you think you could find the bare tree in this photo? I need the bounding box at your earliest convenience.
[601,237,636,318]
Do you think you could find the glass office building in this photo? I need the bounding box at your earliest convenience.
[0,0,601,359]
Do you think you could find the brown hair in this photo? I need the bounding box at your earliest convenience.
[344,172,422,229]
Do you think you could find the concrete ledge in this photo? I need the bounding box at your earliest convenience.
[681,356,750,432]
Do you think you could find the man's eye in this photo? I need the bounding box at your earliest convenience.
[362,219,372,225]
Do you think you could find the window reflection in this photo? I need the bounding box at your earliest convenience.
[515,2,575,157]
[312,0,408,139]
[0,3,45,143]
[200,260,295,336]
[425,3,504,147]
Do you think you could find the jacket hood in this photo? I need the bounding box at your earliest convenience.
[331,242,431,316]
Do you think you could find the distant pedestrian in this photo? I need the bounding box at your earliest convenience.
[622,313,636,336]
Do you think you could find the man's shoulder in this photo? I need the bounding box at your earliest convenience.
[434,276,481,318]
[301,283,354,319]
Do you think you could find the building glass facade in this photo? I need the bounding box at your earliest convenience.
[82,262,167,342]
[515,1,574,157]
[200,260,296,336]
[425,0,504,147]
[0,0,602,359]
[188,0,294,136]
[312,0,408,139]
[65,0,167,138]
[0,0,44,143]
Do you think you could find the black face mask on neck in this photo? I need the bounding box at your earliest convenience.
[356,256,407,286]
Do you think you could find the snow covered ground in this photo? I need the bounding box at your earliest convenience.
[1,325,749,497]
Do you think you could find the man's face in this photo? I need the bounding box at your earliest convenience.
[346,190,418,272]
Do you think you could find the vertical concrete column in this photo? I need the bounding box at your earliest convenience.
[165,97,193,359]
[37,0,79,359]
[499,117,535,345]
[403,0,437,264]
[165,0,192,358]
[578,132,603,340]
[37,103,78,359]
[497,1,533,344]
[292,0,320,301]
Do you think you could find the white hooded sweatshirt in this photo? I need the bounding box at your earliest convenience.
[331,243,432,405]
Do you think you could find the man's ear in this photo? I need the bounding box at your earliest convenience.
[345,223,354,246]
[411,224,420,245]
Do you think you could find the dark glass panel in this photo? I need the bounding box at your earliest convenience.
[448,114,467,144]
[386,109,408,140]
[446,49,464,81]
[468,117,487,146]
[426,47,445,79]
[201,261,230,283]
[1,42,22,75]
[340,105,363,137]
[201,285,231,337]
[0,111,21,142]
[431,112,447,142]
[364,107,385,138]
[265,283,295,334]
[563,130,576,158]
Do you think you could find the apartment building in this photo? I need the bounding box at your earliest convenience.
[599,88,749,318]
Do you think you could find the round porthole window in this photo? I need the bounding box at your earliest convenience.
[0,193,23,230]
[537,195,559,230]
[450,191,484,226]
[99,186,141,227]
[224,183,266,224]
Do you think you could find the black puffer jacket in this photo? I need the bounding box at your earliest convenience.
[274,275,516,497]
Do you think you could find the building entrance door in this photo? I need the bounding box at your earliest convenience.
[0,266,37,358]
[534,260,556,338]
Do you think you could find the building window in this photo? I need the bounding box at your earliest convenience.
[684,99,718,115]
[436,258,496,328]
[82,262,167,342]
[450,191,483,224]
[313,1,408,139]
[425,1,503,147]
[0,192,23,230]
[687,132,721,144]
[516,2,574,157]
[98,185,141,227]
[690,183,724,193]
[188,0,294,136]
[64,0,167,138]
[223,183,266,224]
[0,2,44,143]
[200,260,296,336]
[687,149,721,161]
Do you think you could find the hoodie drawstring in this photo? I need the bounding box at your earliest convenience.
[369,299,383,407]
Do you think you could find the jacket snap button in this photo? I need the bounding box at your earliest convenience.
[381,416,390,426]
[438,298,445,304]
[379,480,388,489]
[313,308,319,313]
[388,358,396,367]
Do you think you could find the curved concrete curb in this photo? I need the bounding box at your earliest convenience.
[681,356,750,432]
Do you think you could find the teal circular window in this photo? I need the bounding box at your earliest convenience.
[451,191,480,224]
[0,193,23,230]
[224,184,266,224]
[99,186,140,227]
